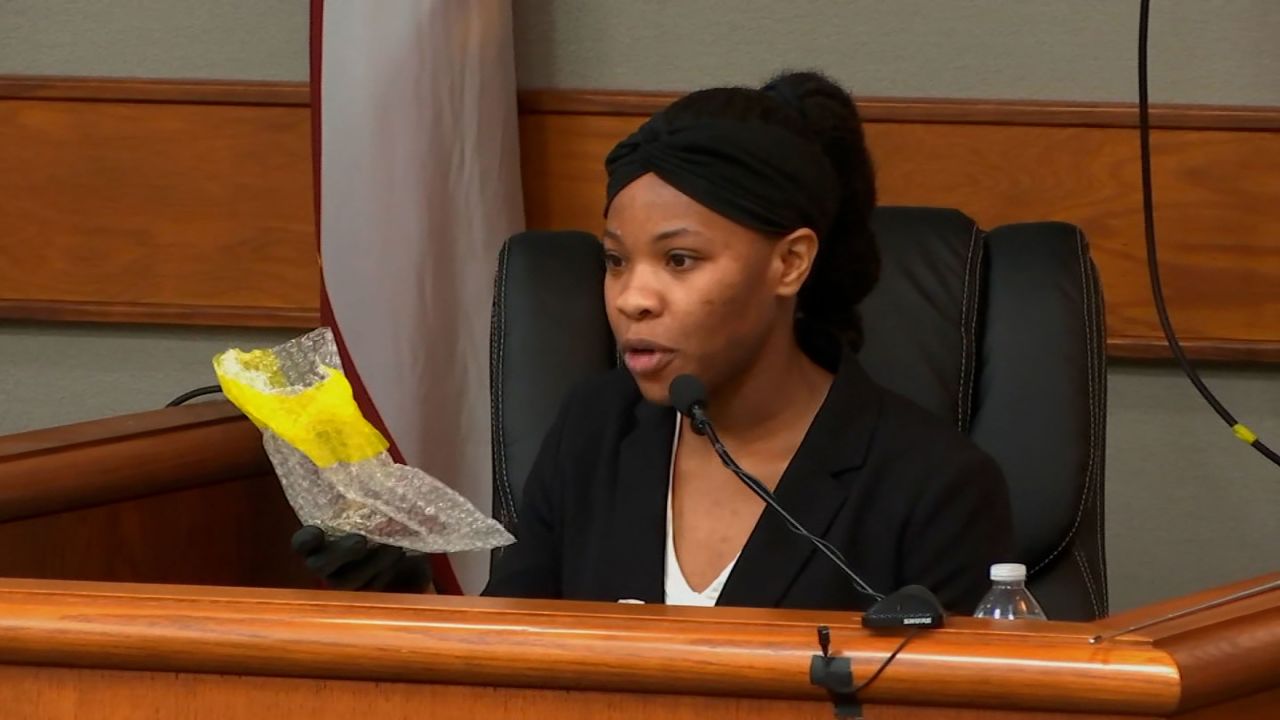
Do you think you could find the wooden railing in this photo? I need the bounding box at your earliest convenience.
[1,403,1278,717]
[0,402,312,588]
[0,574,1275,718]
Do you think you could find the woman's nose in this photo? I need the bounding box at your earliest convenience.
[612,268,663,321]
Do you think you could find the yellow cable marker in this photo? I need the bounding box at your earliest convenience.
[1232,423,1258,445]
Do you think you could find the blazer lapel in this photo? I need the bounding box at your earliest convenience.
[717,354,881,608]
[608,400,675,603]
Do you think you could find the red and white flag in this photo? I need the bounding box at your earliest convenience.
[310,0,525,593]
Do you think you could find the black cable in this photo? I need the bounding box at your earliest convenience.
[702,422,884,600]
[1137,0,1280,467]
[165,385,223,407]
[853,629,920,694]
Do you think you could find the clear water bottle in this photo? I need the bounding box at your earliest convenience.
[973,563,1047,620]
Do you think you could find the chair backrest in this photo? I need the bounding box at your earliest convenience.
[489,206,1108,620]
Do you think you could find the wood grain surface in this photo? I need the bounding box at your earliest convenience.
[2,77,1278,361]
[519,89,1280,130]
[0,578,1184,715]
[0,574,1275,718]
[1096,573,1280,713]
[0,75,310,105]
[0,82,318,328]
[0,398,1275,718]
[0,401,269,521]
[0,664,1163,720]
[0,401,313,588]
[517,105,1280,361]
[0,473,312,588]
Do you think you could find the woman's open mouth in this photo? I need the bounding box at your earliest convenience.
[620,340,676,376]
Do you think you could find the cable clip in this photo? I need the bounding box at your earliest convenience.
[809,625,862,720]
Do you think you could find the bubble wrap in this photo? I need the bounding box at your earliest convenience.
[215,327,514,554]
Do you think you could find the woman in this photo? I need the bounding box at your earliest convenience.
[295,71,1013,613]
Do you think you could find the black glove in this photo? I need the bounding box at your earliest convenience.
[291,525,432,593]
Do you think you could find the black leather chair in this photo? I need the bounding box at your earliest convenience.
[489,206,1108,621]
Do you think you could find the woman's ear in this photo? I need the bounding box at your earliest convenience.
[774,228,819,298]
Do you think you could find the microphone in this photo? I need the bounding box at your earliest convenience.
[669,374,945,628]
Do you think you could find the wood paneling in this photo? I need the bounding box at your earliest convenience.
[0,402,313,588]
[0,474,313,588]
[516,93,1280,361]
[0,77,318,328]
[0,574,1275,718]
[0,401,270,521]
[0,666,834,720]
[2,77,1278,361]
[0,666,1153,720]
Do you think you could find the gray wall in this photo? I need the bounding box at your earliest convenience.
[1,0,1277,611]
[5,0,1279,104]
[0,323,299,433]
[1106,363,1279,610]
[513,0,1280,104]
[0,0,309,81]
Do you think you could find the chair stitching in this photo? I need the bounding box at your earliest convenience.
[964,232,983,431]
[1079,230,1104,612]
[488,250,503,521]
[1090,259,1109,613]
[958,222,978,431]
[1031,232,1094,574]
[1075,547,1101,619]
[492,243,516,528]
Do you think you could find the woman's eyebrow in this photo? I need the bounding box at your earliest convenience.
[602,227,704,244]
[653,227,692,243]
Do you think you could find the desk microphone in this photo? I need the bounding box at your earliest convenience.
[668,374,945,628]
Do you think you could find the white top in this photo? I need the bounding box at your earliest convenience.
[664,414,741,606]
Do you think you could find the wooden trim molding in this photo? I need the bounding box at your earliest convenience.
[1099,573,1280,713]
[517,89,1280,130]
[0,300,319,328]
[5,78,1278,129]
[0,401,269,522]
[0,75,310,106]
[1107,337,1280,363]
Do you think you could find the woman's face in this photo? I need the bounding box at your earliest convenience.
[603,173,815,404]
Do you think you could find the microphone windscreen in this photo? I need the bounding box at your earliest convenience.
[668,374,707,415]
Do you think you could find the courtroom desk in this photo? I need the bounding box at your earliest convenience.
[0,402,314,588]
[0,574,1276,720]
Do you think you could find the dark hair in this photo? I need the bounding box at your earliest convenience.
[659,71,879,353]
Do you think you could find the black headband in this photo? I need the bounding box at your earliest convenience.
[604,114,840,238]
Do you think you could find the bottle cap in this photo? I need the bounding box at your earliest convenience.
[990,563,1027,582]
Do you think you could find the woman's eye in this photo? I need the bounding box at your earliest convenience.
[603,252,625,270]
[667,252,698,270]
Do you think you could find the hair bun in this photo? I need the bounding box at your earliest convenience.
[762,72,856,139]
[762,71,880,351]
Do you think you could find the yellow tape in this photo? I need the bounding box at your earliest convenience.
[214,351,388,467]
[1232,423,1258,445]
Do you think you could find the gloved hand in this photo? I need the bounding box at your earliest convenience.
[291,525,432,593]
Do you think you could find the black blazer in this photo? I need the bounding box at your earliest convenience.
[484,353,1013,614]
